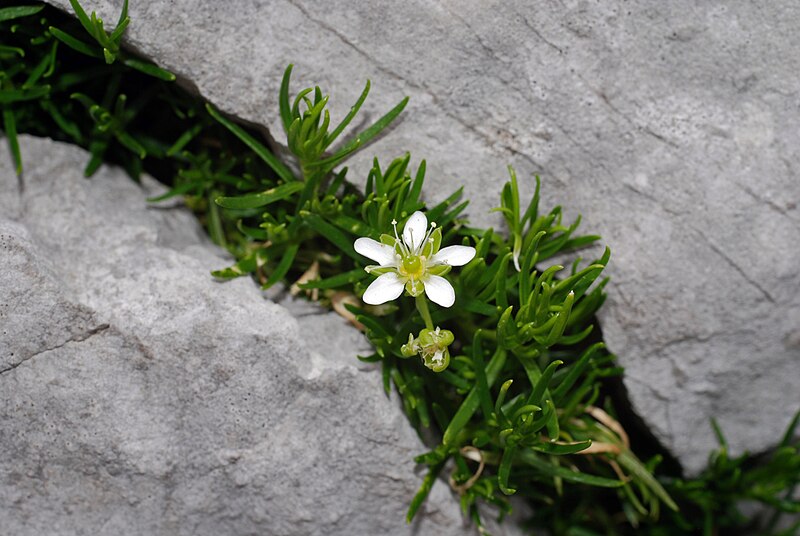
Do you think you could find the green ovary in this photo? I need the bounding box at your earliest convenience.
[400,255,424,279]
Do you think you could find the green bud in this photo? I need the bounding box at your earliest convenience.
[401,327,454,371]
[419,327,454,347]
[400,333,419,358]
[421,346,450,372]
[416,327,454,372]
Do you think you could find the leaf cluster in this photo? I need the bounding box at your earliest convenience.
[207,66,683,528]
[3,3,798,534]
[1,1,175,178]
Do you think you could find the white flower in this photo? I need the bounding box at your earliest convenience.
[354,211,476,307]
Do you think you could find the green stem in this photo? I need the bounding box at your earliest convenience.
[416,294,434,330]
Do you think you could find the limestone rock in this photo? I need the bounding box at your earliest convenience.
[0,135,501,535]
[42,0,800,474]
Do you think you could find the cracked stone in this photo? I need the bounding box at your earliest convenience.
[0,221,100,374]
[41,0,800,474]
[0,136,524,535]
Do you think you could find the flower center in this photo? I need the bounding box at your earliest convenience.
[400,254,424,278]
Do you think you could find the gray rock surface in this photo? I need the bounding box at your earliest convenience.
[0,135,504,535]
[42,0,800,474]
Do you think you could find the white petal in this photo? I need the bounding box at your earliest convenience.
[402,211,427,252]
[354,237,397,266]
[430,245,476,267]
[423,275,455,308]
[362,272,405,305]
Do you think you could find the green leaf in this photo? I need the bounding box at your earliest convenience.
[0,85,51,104]
[91,12,113,49]
[470,331,494,424]
[710,418,728,450]
[461,297,497,317]
[263,244,299,289]
[83,155,102,177]
[541,290,575,347]
[356,353,381,363]
[49,26,102,58]
[326,213,374,240]
[426,186,463,224]
[146,181,202,203]
[310,96,409,170]
[211,250,267,279]
[299,268,367,290]
[0,45,24,57]
[122,58,176,81]
[23,50,55,88]
[103,47,115,64]
[206,103,295,183]
[69,91,98,110]
[443,349,507,447]
[40,99,83,143]
[498,445,518,494]
[302,212,359,260]
[551,342,604,403]
[521,175,541,227]
[355,313,391,339]
[109,16,130,43]
[325,79,370,147]
[116,0,129,29]
[207,191,226,247]
[324,167,348,196]
[68,0,97,40]
[405,159,426,211]
[531,440,592,455]
[544,399,560,440]
[2,108,22,175]
[406,461,446,522]
[166,123,203,156]
[115,130,147,158]
[494,251,512,309]
[215,182,304,209]
[494,379,514,422]
[517,450,624,488]
[0,5,44,22]
[528,359,562,407]
[617,450,679,511]
[279,64,293,131]
[780,409,800,447]
[236,220,269,240]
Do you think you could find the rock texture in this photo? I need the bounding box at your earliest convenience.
[0,135,505,535]
[42,0,800,474]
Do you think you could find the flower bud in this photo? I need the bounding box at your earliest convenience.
[400,333,420,358]
[402,327,454,372]
[421,346,450,373]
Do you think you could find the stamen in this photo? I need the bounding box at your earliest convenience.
[417,221,437,254]
[391,219,408,256]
